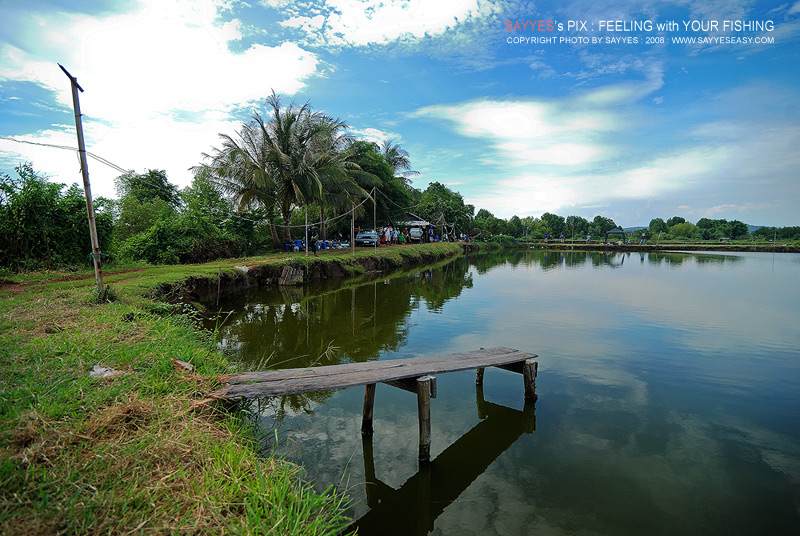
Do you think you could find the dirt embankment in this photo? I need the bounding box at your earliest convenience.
[152,248,461,305]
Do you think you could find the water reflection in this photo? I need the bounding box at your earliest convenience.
[213,250,800,536]
[346,387,536,536]
[205,260,474,369]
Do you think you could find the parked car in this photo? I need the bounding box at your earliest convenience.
[409,227,423,242]
[355,229,380,246]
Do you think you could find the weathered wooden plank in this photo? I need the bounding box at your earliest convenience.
[211,347,537,400]
[220,347,527,384]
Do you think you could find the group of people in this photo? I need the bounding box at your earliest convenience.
[381,226,408,245]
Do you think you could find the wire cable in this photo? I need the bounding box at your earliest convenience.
[1,135,376,231]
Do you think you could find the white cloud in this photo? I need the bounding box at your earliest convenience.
[414,98,618,168]
[274,0,498,47]
[412,73,798,221]
[0,0,322,197]
[349,127,401,144]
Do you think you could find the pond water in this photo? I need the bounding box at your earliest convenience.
[207,250,800,535]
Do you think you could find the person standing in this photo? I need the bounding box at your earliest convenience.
[306,227,318,256]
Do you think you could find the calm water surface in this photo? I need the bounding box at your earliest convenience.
[208,250,800,535]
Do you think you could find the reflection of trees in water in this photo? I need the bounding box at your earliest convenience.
[208,265,475,423]
[407,261,473,313]
[646,252,745,266]
[693,253,743,264]
[464,249,745,273]
[205,261,475,418]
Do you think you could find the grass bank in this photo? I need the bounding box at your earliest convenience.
[0,243,461,535]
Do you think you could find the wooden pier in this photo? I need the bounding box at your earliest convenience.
[211,347,538,460]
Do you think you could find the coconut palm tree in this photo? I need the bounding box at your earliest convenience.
[381,140,419,183]
[196,92,373,246]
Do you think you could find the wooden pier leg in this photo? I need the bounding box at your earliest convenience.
[523,359,538,401]
[522,399,537,434]
[361,434,378,508]
[416,376,434,461]
[417,457,432,533]
[362,383,376,436]
[475,367,485,387]
[476,382,487,420]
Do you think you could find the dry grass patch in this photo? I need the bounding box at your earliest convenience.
[3,395,349,535]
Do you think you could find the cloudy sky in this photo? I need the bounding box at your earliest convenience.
[1,0,798,227]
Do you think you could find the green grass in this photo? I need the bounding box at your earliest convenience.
[0,245,469,535]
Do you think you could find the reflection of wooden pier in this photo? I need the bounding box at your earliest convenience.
[347,387,536,535]
[212,347,538,460]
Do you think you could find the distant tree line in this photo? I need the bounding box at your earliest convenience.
[647,216,749,240]
[1,93,797,270]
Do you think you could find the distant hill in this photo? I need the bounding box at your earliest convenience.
[624,226,647,231]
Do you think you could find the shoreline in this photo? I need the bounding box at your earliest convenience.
[0,243,463,535]
[516,241,799,253]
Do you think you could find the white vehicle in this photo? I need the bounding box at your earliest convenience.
[409,227,424,242]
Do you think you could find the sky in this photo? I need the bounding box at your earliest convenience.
[1,0,799,227]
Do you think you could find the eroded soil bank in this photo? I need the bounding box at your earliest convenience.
[152,244,465,306]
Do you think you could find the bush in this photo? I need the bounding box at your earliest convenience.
[0,163,112,270]
[490,234,517,246]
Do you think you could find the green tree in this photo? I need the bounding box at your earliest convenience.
[115,169,181,209]
[541,212,566,236]
[380,140,419,182]
[669,222,697,238]
[417,182,474,234]
[565,215,589,238]
[475,208,494,220]
[666,216,686,228]
[588,215,619,237]
[728,220,749,239]
[347,141,407,229]
[649,217,668,233]
[197,92,371,245]
[114,196,175,243]
[507,215,523,237]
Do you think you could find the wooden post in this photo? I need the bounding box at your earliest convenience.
[475,367,485,387]
[523,359,538,400]
[417,376,434,461]
[361,383,376,436]
[351,201,355,255]
[59,64,104,296]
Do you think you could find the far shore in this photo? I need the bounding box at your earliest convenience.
[516,241,799,253]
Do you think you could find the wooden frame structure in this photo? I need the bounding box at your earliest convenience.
[212,347,538,460]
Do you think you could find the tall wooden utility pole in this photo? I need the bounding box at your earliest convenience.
[59,64,104,295]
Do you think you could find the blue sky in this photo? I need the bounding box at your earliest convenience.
[1,0,798,227]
